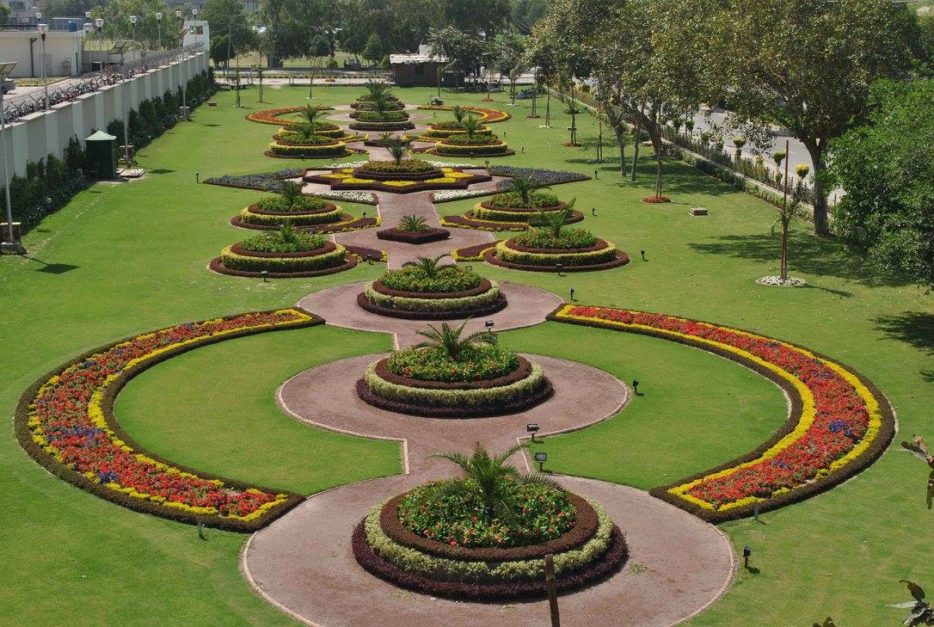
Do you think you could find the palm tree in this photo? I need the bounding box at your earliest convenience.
[280,180,304,208]
[452,105,466,125]
[365,80,391,101]
[399,215,429,232]
[430,443,564,521]
[278,221,299,245]
[534,198,575,237]
[508,175,547,207]
[386,138,408,165]
[402,253,449,279]
[461,113,483,140]
[414,319,491,360]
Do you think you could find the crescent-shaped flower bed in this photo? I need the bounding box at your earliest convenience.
[266,136,357,159]
[14,308,319,531]
[272,125,352,140]
[353,476,626,600]
[304,165,491,194]
[348,109,415,132]
[419,124,493,140]
[548,305,897,523]
[357,264,506,320]
[230,193,348,230]
[418,105,511,124]
[486,229,630,272]
[245,106,334,126]
[357,339,552,417]
[445,195,586,231]
[210,229,357,278]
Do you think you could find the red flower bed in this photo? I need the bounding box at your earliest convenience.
[246,106,333,126]
[550,305,895,522]
[641,195,671,204]
[16,309,320,530]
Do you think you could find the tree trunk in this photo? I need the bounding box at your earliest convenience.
[655,156,663,198]
[614,126,627,177]
[545,92,551,127]
[780,218,789,282]
[631,122,641,183]
[804,140,830,236]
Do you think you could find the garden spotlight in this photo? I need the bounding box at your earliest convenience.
[743,545,752,568]
[527,423,540,443]
[632,379,639,394]
[534,451,547,472]
[640,250,646,261]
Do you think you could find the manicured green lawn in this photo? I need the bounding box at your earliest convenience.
[1,83,930,624]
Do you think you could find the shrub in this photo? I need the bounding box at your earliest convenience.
[238,227,326,253]
[254,195,330,213]
[359,160,436,174]
[381,264,481,293]
[514,228,598,250]
[354,110,409,122]
[387,344,518,382]
[220,244,348,272]
[488,191,561,209]
[496,240,619,267]
[238,207,345,227]
[399,215,429,232]
[434,141,511,156]
[267,142,350,158]
[364,283,501,313]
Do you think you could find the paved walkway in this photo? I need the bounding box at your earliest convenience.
[240,103,736,626]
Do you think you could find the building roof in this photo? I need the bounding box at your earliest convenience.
[389,44,446,65]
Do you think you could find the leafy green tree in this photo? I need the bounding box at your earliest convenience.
[202,0,254,64]
[362,33,384,65]
[91,0,179,50]
[0,4,9,23]
[429,26,484,85]
[443,0,510,36]
[414,318,490,359]
[494,31,526,104]
[831,79,933,287]
[708,0,920,235]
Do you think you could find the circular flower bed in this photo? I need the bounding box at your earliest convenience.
[273,125,347,140]
[356,159,444,180]
[356,334,551,417]
[353,477,626,600]
[305,165,491,194]
[487,228,630,272]
[357,263,506,320]
[266,137,356,159]
[211,228,357,278]
[642,195,671,204]
[349,108,416,132]
[432,134,513,157]
[245,106,334,126]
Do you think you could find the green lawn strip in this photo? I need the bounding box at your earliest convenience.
[502,323,786,488]
[0,85,929,624]
[116,325,399,494]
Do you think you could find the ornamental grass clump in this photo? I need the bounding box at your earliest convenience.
[397,443,574,548]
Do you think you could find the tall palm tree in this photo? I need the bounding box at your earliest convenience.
[385,137,408,165]
[430,443,564,520]
[414,319,491,360]
[461,113,483,140]
[452,105,466,124]
[296,105,324,139]
[402,253,449,279]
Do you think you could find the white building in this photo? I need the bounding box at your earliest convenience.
[0,27,85,77]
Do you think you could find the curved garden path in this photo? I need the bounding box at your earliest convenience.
[241,106,736,626]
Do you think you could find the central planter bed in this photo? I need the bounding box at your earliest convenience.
[353,465,627,601]
[487,227,630,273]
[356,337,550,417]
[356,262,507,320]
[304,164,491,194]
[375,226,451,244]
[210,228,357,278]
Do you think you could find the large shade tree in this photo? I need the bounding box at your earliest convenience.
[831,79,933,287]
[707,0,920,235]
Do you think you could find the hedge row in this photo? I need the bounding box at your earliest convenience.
[218,244,350,273]
[236,206,346,227]
[432,141,513,157]
[267,142,354,158]
[362,282,502,313]
[349,120,416,132]
[495,239,620,267]
[487,248,630,273]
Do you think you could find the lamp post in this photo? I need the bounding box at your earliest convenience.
[37,22,49,111]
[177,10,187,116]
[0,62,24,255]
[95,18,104,66]
[129,14,137,46]
[155,12,162,50]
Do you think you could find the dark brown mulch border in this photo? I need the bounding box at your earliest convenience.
[353,520,627,602]
[344,245,385,262]
[353,167,444,181]
[209,257,357,279]
[13,309,323,532]
[503,238,609,255]
[230,215,373,233]
[372,356,531,391]
[546,306,898,524]
[478,200,568,213]
[356,292,507,321]
[246,202,338,216]
[371,278,492,299]
[375,228,451,244]
[355,377,553,419]
[485,249,631,273]
[453,243,498,259]
[230,241,337,258]
[380,492,599,561]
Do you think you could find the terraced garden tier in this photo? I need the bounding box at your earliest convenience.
[357,277,507,320]
[266,138,358,159]
[486,238,630,272]
[353,493,626,601]
[444,209,585,232]
[356,355,552,417]
[429,139,514,158]
[211,240,358,278]
[375,226,451,244]
[349,119,416,132]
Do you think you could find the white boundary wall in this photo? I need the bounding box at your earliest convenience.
[2,51,208,178]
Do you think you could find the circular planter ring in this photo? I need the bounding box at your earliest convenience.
[478,200,568,213]
[372,356,532,390]
[356,292,507,321]
[353,167,445,181]
[375,227,451,244]
[371,278,493,300]
[230,214,367,232]
[380,491,600,561]
[485,248,631,273]
[209,256,357,279]
[503,238,608,255]
[352,520,627,602]
[246,202,338,216]
[229,241,337,258]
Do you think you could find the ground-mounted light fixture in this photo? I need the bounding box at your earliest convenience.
[527,422,540,443]
[534,451,548,472]
[632,378,639,395]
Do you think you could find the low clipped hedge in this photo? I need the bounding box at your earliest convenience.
[217,242,350,273]
[351,110,410,122]
[496,239,620,266]
[471,203,572,223]
[351,100,405,111]
[236,207,346,227]
[375,227,450,244]
[421,127,492,140]
[349,120,416,132]
[272,130,343,145]
[359,281,505,317]
[433,140,513,157]
[357,358,552,417]
[487,192,562,210]
[354,520,627,601]
[267,141,352,158]
[254,196,332,213]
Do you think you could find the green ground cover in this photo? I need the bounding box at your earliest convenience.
[1,84,930,624]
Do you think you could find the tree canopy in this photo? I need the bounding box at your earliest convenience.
[830,79,934,287]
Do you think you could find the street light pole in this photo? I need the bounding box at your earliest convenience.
[37,22,49,112]
[95,18,104,70]
[156,12,162,50]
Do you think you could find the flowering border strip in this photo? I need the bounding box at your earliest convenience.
[246,106,334,126]
[417,105,512,124]
[14,309,323,532]
[547,304,896,523]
